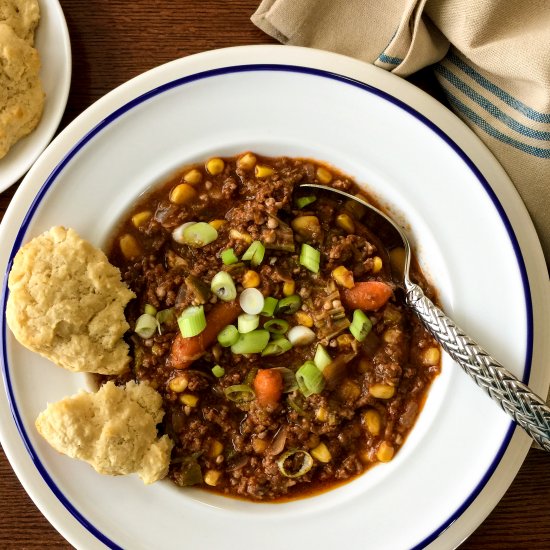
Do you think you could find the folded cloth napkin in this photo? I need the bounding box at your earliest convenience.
[253,0,550,415]
[252,0,550,267]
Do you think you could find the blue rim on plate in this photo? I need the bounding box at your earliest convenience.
[0,64,533,550]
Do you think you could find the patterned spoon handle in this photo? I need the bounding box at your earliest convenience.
[404,280,550,452]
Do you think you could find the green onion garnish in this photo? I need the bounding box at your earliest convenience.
[299,243,320,273]
[217,324,239,347]
[261,338,293,356]
[241,240,266,267]
[277,294,302,315]
[238,313,260,334]
[212,365,225,378]
[349,309,373,342]
[144,304,157,316]
[156,308,175,325]
[260,296,278,317]
[177,305,206,338]
[263,318,290,334]
[224,384,256,403]
[220,248,239,265]
[181,222,218,248]
[277,449,314,478]
[231,330,270,354]
[314,344,332,371]
[210,271,237,302]
[296,195,317,209]
[239,288,264,315]
[135,313,159,339]
[296,361,325,397]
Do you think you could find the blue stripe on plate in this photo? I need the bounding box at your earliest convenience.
[444,90,550,158]
[447,51,550,124]
[0,63,533,550]
[436,63,550,141]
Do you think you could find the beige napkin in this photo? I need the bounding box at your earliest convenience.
[252,0,550,413]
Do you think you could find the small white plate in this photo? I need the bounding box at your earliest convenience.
[0,45,548,550]
[0,0,71,193]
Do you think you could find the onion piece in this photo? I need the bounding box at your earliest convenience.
[287,325,315,346]
[239,288,264,314]
[277,449,314,478]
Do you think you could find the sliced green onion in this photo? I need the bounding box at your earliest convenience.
[261,338,293,356]
[238,313,260,334]
[277,449,314,478]
[271,367,298,392]
[287,325,315,346]
[296,195,317,209]
[241,240,266,267]
[277,295,302,315]
[172,222,197,244]
[177,306,206,338]
[210,271,237,302]
[260,296,278,317]
[231,330,270,354]
[217,324,239,347]
[263,318,289,334]
[135,313,159,339]
[349,309,373,342]
[144,304,157,316]
[224,384,256,403]
[212,365,225,378]
[220,248,239,265]
[239,287,264,315]
[300,243,320,273]
[156,308,175,325]
[181,222,218,248]
[314,344,332,372]
[296,361,325,397]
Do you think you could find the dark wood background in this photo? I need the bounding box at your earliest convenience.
[0,1,549,548]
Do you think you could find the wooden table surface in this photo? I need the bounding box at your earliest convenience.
[1,1,549,548]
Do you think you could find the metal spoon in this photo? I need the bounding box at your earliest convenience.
[301,183,550,451]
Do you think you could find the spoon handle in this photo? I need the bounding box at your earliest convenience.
[405,281,550,451]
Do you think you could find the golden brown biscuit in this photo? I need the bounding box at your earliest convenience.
[0,0,40,43]
[35,381,173,484]
[0,22,44,159]
[6,226,135,375]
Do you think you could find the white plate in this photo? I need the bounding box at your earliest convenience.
[0,0,71,193]
[0,46,548,550]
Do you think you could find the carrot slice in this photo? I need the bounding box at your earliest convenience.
[170,300,241,368]
[253,369,283,407]
[341,281,393,311]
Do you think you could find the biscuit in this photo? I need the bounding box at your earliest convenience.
[6,226,136,375]
[0,0,40,43]
[35,381,173,484]
[0,22,44,159]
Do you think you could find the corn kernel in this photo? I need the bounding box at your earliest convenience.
[376,441,394,462]
[338,379,361,401]
[357,357,371,374]
[169,375,188,393]
[315,406,328,422]
[282,280,295,296]
[311,442,332,463]
[242,270,260,288]
[369,383,395,399]
[363,409,382,436]
[204,470,221,486]
[229,228,253,243]
[332,266,354,289]
[252,437,268,453]
[336,333,354,347]
[180,393,199,407]
[291,215,320,238]
[372,256,383,273]
[206,157,225,175]
[336,213,355,233]
[170,183,197,205]
[208,440,224,458]
[344,198,366,219]
[131,210,152,228]
[255,164,274,178]
[295,311,313,327]
[316,166,333,184]
[183,169,203,185]
[209,219,226,231]
[422,346,441,366]
[389,247,406,275]
[119,234,141,259]
[383,328,400,344]
[237,152,257,170]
